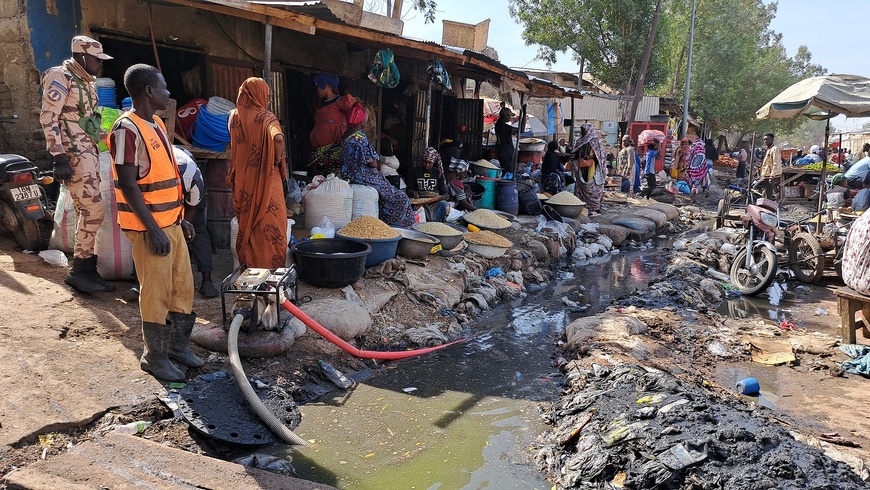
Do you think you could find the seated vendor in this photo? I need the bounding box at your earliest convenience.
[852,172,870,213]
[445,159,477,213]
[409,147,449,222]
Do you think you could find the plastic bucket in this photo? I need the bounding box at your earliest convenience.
[336,234,401,268]
[517,181,542,215]
[292,239,371,288]
[485,168,501,179]
[475,176,498,210]
[495,180,519,215]
[204,158,233,249]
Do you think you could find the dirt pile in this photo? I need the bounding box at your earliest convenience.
[535,364,868,489]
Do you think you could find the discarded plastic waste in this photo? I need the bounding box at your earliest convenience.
[38,249,68,267]
[795,285,812,294]
[768,282,784,306]
[707,341,731,357]
[319,360,354,389]
[814,307,828,316]
[658,441,708,471]
[113,420,152,435]
[735,377,760,395]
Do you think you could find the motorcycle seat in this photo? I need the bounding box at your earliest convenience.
[0,154,37,182]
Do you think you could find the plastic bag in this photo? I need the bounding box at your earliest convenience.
[310,216,335,238]
[38,249,68,267]
[286,177,302,203]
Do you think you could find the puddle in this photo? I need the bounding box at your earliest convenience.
[236,246,668,488]
[717,365,781,410]
[717,295,793,323]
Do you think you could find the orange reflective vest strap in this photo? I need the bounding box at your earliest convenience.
[108,112,183,231]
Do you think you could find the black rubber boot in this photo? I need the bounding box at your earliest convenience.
[167,312,205,368]
[141,322,186,381]
[64,256,115,293]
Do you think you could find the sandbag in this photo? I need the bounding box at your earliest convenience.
[611,216,656,232]
[633,208,668,228]
[595,224,630,246]
[288,297,372,340]
[646,202,680,220]
[49,184,76,253]
[351,184,379,221]
[94,151,134,280]
[303,176,353,230]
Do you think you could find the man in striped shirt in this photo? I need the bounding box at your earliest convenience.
[173,146,218,298]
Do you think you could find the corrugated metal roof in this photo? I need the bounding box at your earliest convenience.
[249,1,345,23]
[566,93,660,122]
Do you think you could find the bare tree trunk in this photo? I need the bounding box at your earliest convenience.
[629,0,663,123]
[386,0,393,17]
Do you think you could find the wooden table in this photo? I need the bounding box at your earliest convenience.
[833,286,870,344]
[779,168,821,204]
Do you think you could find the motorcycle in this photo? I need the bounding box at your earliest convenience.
[730,196,780,295]
[0,154,53,251]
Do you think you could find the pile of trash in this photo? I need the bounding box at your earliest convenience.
[535,364,867,489]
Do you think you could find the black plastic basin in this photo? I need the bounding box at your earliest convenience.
[291,238,371,288]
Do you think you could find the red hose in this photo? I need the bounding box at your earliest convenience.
[280,299,465,360]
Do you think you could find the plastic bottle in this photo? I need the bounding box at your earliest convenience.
[113,421,152,435]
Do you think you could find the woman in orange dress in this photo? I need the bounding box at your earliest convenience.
[227,77,288,269]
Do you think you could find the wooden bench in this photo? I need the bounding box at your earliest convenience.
[833,286,870,344]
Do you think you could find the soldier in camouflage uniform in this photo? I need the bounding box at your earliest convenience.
[39,36,115,292]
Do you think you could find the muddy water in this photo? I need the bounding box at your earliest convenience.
[277,247,667,489]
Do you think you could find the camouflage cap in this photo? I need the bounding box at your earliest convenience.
[71,36,112,60]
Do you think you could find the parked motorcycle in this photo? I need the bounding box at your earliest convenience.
[0,154,53,250]
[730,196,780,295]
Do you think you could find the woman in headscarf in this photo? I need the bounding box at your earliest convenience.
[541,140,565,195]
[341,102,415,227]
[227,77,288,269]
[309,73,354,176]
[686,139,709,200]
[569,123,608,214]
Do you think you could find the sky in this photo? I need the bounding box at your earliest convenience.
[395,0,870,131]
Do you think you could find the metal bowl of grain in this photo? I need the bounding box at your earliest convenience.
[335,216,402,267]
[544,191,586,219]
[464,230,513,258]
[393,227,440,259]
[462,209,512,234]
[412,222,467,250]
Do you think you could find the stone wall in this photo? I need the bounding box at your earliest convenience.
[0,0,44,162]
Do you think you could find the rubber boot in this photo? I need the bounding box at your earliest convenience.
[140,322,186,381]
[167,312,205,368]
[64,256,115,293]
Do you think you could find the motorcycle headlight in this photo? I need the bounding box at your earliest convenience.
[760,212,778,228]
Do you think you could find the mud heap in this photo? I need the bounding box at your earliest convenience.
[535,364,867,489]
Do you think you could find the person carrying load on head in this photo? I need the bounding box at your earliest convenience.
[39,35,115,293]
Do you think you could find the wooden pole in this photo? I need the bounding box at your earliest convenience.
[817,118,830,233]
[263,22,273,82]
[628,0,663,123]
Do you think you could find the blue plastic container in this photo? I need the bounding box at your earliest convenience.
[496,180,519,215]
[735,377,760,395]
[476,176,498,210]
[336,233,401,268]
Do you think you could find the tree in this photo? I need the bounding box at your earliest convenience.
[363,0,437,23]
[508,0,670,97]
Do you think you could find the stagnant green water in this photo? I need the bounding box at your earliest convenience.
[266,247,666,489]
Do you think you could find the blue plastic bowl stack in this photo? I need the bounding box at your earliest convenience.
[96,78,118,109]
[192,97,235,152]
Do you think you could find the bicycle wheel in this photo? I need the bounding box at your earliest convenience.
[788,232,824,283]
